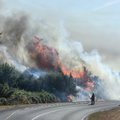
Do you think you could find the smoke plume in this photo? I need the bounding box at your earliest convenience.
[0,3,120,100]
[33,21,120,100]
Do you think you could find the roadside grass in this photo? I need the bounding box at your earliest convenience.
[0,103,74,111]
[0,105,14,110]
[88,106,120,120]
[0,104,36,111]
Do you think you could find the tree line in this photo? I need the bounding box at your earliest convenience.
[0,63,77,105]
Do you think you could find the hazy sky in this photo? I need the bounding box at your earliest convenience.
[2,0,120,71]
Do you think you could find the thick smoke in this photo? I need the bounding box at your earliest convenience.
[80,51,120,100]
[36,22,120,100]
[0,12,35,71]
[0,3,120,100]
[35,22,85,72]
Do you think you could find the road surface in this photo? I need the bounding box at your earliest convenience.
[0,101,119,120]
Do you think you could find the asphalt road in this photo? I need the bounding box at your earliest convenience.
[0,101,120,120]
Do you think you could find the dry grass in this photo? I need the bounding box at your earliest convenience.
[0,105,16,110]
[0,104,35,111]
[88,107,120,120]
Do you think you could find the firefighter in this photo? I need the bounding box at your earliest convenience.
[90,93,95,105]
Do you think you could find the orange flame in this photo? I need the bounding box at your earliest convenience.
[30,36,85,78]
[61,64,84,78]
[29,36,60,70]
[29,36,95,91]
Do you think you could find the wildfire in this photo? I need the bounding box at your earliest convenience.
[28,35,95,91]
[29,36,60,70]
[61,64,84,78]
[29,36,84,79]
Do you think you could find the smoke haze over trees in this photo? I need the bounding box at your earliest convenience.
[0,0,120,102]
[0,63,77,105]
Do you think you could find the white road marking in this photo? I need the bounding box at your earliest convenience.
[32,109,61,120]
[5,111,17,120]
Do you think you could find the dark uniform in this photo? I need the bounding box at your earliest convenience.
[90,93,95,105]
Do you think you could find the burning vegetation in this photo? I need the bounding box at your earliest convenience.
[0,22,99,102]
[28,36,60,71]
[0,30,96,103]
[0,1,120,103]
[27,35,95,93]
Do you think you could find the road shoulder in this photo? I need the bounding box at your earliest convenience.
[87,106,120,120]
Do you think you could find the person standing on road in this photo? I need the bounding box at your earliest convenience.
[90,93,95,105]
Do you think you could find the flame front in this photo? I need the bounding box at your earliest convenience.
[28,36,95,92]
[61,64,84,78]
[28,36,60,70]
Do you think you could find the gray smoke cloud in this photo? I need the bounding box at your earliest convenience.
[0,11,119,100]
[36,21,120,100]
[0,1,120,100]
[0,11,35,71]
[68,21,120,72]
[2,14,28,46]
